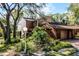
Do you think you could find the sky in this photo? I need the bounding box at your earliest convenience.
[42,3,69,15]
[0,3,69,15]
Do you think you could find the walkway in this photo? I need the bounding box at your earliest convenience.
[64,39,79,49]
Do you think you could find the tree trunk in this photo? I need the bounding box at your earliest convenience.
[13,21,17,39]
[13,7,19,39]
[5,12,11,44]
[0,21,6,41]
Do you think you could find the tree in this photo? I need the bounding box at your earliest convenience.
[11,3,46,39]
[0,3,16,44]
[11,4,24,39]
[24,3,46,26]
[0,3,46,43]
[68,3,79,24]
[52,13,62,23]
[0,12,7,41]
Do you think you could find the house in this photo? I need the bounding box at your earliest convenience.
[23,16,52,31]
[51,24,79,39]
[23,17,37,32]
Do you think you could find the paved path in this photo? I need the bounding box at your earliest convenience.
[64,39,79,49]
[0,50,18,56]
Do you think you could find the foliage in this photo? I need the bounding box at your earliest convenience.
[10,38,20,43]
[52,41,72,51]
[15,26,76,56]
[45,47,76,56]
[52,14,62,23]
[26,40,37,54]
[43,40,72,52]
[15,26,54,54]
[52,12,77,25]
[0,27,3,37]
[43,40,59,52]
[68,4,79,19]
[0,27,3,33]
[15,38,37,55]
[68,4,79,25]
[0,3,46,44]
[31,26,49,45]
[15,42,23,52]
[0,44,7,52]
[45,51,62,56]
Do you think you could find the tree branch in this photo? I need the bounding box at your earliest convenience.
[1,3,8,11]
[19,5,24,11]
[11,13,15,20]
[9,3,14,7]
[11,4,17,12]
[0,13,6,19]
[6,3,10,10]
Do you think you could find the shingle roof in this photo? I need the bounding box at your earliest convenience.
[52,24,79,30]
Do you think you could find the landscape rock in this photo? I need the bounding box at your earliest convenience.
[58,48,76,56]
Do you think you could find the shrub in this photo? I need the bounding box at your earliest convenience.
[10,38,20,43]
[15,39,37,55]
[26,26,53,47]
[15,38,27,52]
[43,41,73,52]
[15,42,23,52]
[0,44,8,52]
[0,28,3,37]
[26,40,37,54]
[52,41,72,51]
[43,40,60,52]
[32,26,49,44]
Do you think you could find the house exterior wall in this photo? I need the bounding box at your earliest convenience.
[26,20,37,31]
[55,28,77,39]
[60,30,67,39]
[55,29,70,39]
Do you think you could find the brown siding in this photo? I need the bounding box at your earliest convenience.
[26,20,36,31]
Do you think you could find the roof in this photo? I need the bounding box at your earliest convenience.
[23,17,36,21]
[52,24,79,30]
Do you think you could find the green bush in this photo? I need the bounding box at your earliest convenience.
[32,26,49,44]
[26,40,37,54]
[24,26,55,54]
[15,42,23,52]
[15,38,27,52]
[16,39,37,55]
[43,40,60,52]
[52,41,72,51]
[26,26,53,47]
[0,44,8,52]
[0,28,3,37]
[11,38,20,43]
[43,41,73,52]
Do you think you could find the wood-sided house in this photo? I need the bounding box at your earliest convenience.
[24,16,79,39]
